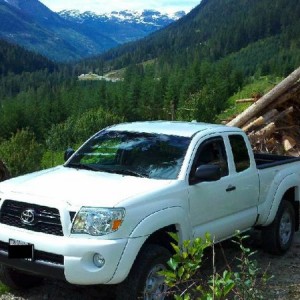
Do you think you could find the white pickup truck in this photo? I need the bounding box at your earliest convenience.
[0,121,300,299]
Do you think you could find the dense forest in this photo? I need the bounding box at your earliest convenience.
[0,0,300,177]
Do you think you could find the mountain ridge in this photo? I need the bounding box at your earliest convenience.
[0,0,184,61]
[58,9,185,25]
[91,0,300,74]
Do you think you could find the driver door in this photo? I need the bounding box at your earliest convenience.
[188,135,258,241]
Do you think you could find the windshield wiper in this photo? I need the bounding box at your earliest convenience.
[112,169,148,178]
[65,163,99,171]
[66,163,148,177]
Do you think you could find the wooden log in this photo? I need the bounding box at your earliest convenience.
[236,98,255,103]
[242,116,264,132]
[249,122,276,139]
[242,109,278,132]
[269,83,300,110]
[282,135,296,151]
[227,66,300,127]
[269,106,293,123]
[287,150,300,157]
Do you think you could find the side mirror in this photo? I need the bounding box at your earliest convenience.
[64,148,75,162]
[194,164,221,182]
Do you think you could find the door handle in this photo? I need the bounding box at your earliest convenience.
[226,185,236,192]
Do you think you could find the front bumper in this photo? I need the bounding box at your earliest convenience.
[0,225,129,285]
[0,241,64,280]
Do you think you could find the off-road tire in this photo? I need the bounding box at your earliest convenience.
[262,200,295,255]
[115,244,171,300]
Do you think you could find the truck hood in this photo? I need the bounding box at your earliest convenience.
[0,166,172,209]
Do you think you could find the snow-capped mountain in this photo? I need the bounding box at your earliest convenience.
[59,9,185,26]
[0,0,185,61]
[58,9,186,44]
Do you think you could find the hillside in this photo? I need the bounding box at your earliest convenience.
[0,39,57,75]
[0,0,183,61]
[0,0,118,61]
[86,0,300,75]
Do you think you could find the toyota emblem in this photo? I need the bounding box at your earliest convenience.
[20,209,35,225]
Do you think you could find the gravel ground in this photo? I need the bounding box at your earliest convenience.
[1,231,300,300]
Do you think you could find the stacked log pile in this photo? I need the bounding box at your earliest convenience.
[227,66,300,156]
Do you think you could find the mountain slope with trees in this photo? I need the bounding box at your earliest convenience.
[0,39,57,75]
[85,0,300,73]
[0,0,183,61]
[0,0,118,61]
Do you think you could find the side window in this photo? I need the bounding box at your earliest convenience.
[190,137,228,183]
[229,134,250,172]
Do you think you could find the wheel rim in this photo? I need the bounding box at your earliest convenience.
[279,209,292,246]
[144,264,168,300]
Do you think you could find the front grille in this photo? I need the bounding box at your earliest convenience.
[0,241,64,265]
[0,200,63,236]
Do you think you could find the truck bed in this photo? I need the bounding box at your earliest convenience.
[254,152,300,169]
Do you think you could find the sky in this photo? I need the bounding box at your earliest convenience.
[39,0,201,14]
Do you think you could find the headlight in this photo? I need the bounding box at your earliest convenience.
[71,207,125,236]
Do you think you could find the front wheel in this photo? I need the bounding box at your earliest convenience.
[0,265,43,290]
[262,200,295,255]
[116,244,171,300]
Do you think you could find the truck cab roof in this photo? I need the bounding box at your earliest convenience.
[107,121,238,138]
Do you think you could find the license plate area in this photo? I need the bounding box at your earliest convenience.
[8,239,34,260]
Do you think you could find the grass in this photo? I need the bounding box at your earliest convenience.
[0,281,10,295]
[216,75,283,123]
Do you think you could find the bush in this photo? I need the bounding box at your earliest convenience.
[40,149,65,169]
[0,281,10,296]
[46,107,123,152]
[162,232,270,300]
[0,129,43,177]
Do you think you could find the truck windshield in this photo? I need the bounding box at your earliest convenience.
[65,130,191,180]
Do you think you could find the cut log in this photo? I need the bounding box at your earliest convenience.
[249,122,276,139]
[236,98,255,103]
[242,109,278,132]
[242,116,265,132]
[227,66,300,127]
[268,106,293,124]
[282,135,296,151]
[269,83,300,110]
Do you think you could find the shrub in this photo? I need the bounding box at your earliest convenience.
[46,107,123,152]
[162,232,270,299]
[0,129,43,177]
[0,281,10,295]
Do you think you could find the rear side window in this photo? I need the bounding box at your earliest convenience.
[229,135,250,172]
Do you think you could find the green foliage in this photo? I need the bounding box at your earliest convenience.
[162,233,270,300]
[164,232,212,290]
[216,76,283,122]
[92,0,300,74]
[46,107,123,152]
[40,150,65,169]
[232,235,271,300]
[0,39,57,76]
[0,129,43,177]
[0,281,10,295]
